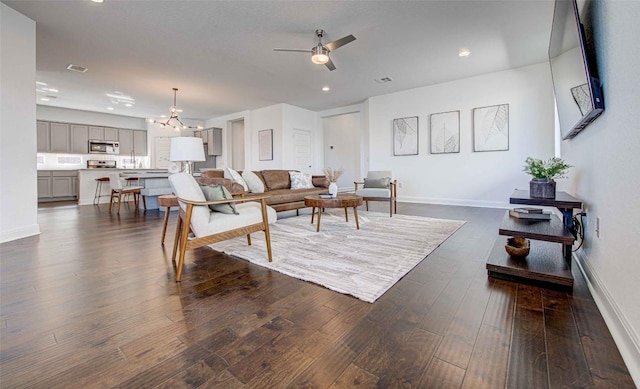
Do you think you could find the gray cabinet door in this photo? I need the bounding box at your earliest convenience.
[37,121,50,152]
[70,125,89,154]
[50,122,70,153]
[52,177,74,197]
[104,128,119,141]
[89,126,104,140]
[118,129,133,156]
[208,128,222,156]
[133,130,147,156]
[37,176,52,198]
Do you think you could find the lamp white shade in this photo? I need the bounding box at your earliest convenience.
[169,137,206,162]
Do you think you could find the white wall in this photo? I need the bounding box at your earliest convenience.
[563,0,640,383]
[0,4,40,243]
[368,62,555,208]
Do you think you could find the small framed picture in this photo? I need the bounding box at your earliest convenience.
[473,104,509,152]
[258,129,273,161]
[430,111,460,154]
[393,116,419,156]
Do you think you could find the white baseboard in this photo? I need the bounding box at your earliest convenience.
[398,196,512,209]
[0,224,41,244]
[574,250,640,387]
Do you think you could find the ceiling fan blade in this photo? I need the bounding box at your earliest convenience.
[325,34,356,51]
[273,48,312,53]
[325,57,336,71]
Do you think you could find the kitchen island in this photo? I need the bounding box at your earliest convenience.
[78,169,174,210]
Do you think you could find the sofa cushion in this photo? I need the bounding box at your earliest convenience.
[289,171,314,189]
[264,187,327,205]
[226,168,248,191]
[200,184,238,214]
[201,170,225,179]
[242,170,265,193]
[312,175,329,188]
[364,177,391,188]
[261,170,290,190]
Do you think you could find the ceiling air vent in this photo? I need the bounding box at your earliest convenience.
[66,64,88,73]
[374,77,393,84]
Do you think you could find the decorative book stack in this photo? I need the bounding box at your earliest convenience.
[509,207,551,220]
[319,193,333,199]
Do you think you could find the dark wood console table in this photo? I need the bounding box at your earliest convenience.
[486,190,582,289]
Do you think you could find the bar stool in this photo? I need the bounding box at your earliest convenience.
[93,177,110,205]
[124,177,140,202]
[158,194,179,246]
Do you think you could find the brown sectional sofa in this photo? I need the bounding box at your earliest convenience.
[198,170,329,212]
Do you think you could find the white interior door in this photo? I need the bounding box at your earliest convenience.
[231,119,245,170]
[322,112,361,189]
[292,129,312,173]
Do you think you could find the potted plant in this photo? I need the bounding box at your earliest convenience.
[523,157,572,198]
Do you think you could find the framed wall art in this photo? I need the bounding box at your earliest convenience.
[429,111,460,154]
[258,129,273,161]
[393,116,418,156]
[473,104,509,152]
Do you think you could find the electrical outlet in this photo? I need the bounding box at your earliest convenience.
[596,217,600,238]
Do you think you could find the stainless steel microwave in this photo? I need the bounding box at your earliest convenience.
[88,140,120,155]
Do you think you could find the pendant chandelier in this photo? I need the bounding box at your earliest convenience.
[147,88,203,130]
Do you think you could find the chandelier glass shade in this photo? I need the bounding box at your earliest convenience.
[147,88,203,131]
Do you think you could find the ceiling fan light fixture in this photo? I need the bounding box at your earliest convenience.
[311,46,329,65]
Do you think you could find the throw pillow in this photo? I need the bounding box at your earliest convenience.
[289,171,314,189]
[242,171,265,193]
[200,184,239,214]
[364,177,391,188]
[226,168,248,191]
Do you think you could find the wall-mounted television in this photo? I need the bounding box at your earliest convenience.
[549,0,604,140]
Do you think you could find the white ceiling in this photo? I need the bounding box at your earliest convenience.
[3,0,554,121]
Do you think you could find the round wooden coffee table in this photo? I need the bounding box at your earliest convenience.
[304,194,364,232]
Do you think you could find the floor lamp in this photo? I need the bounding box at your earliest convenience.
[169,137,206,175]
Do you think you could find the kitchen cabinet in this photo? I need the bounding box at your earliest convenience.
[37,170,78,201]
[37,171,52,198]
[133,130,147,156]
[70,124,89,154]
[37,121,50,152]
[118,129,133,156]
[207,128,222,156]
[118,129,147,157]
[89,126,118,141]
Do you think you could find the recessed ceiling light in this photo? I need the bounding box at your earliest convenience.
[66,64,88,73]
[36,81,47,86]
[160,115,167,118]
[107,107,114,111]
[124,103,132,107]
[40,97,50,102]
[458,49,471,57]
[47,88,59,93]
[91,0,104,3]
[106,93,134,101]
[322,86,330,92]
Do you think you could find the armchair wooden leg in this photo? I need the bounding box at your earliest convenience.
[260,199,273,262]
[172,216,182,261]
[175,206,194,282]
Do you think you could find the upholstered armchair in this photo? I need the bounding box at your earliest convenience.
[168,173,277,281]
[354,170,397,217]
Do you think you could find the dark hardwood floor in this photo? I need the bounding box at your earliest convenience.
[1,201,634,388]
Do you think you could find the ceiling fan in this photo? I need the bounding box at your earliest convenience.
[274,29,356,71]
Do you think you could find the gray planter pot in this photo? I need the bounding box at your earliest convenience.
[530,178,556,199]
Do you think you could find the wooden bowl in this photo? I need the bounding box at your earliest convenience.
[505,237,530,257]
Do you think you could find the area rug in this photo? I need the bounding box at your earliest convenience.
[209,210,466,303]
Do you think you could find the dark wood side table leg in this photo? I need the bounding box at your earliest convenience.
[344,207,349,222]
[316,208,322,232]
[353,206,360,230]
[311,206,316,224]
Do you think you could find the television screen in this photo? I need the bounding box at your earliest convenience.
[549,0,604,140]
